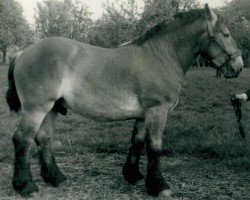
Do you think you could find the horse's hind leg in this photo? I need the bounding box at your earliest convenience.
[12,111,47,196]
[123,118,145,184]
[34,110,66,186]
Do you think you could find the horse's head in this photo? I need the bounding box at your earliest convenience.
[199,4,243,78]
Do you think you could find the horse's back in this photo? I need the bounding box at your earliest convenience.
[18,37,106,67]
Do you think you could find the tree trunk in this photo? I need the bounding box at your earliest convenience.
[2,45,7,64]
[172,0,179,11]
[196,57,200,68]
[216,69,222,78]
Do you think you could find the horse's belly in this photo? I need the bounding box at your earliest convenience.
[64,92,143,121]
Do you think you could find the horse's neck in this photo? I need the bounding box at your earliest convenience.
[141,22,202,75]
[171,25,202,74]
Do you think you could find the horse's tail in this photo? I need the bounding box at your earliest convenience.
[6,52,22,113]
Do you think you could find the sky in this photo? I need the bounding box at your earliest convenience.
[16,0,230,25]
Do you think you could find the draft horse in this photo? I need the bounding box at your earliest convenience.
[6,4,243,197]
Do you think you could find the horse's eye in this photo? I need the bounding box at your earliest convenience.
[223,32,230,37]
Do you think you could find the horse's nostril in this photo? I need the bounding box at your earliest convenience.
[228,65,234,71]
[235,69,241,76]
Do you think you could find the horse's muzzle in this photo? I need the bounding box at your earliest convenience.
[231,56,244,77]
[223,56,243,78]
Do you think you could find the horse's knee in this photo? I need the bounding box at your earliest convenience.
[13,112,47,147]
[133,133,145,154]
[148,137,163,154]
[12,128,33,149]
[134,130,146,143]
[132,119,146,148]
[35,131,53,168]
[12,130,23,145]
[35,111,55,148]
[35,130,50,146]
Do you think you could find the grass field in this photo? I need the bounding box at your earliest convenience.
[0,65,249,200]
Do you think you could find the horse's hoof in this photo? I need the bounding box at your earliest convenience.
[53,171,67,186]
[122,163,144,185]
[146,176,170,196]
[13,180,38,196]
[159,189,174,198]
[42,170,67,186]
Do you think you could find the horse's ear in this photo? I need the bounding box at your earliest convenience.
[205,3,212,19]
[205,3,217,23]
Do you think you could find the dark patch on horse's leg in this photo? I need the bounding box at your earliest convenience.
[12,113,45,196]
[123,149,144,185]
[145,148,170,196]
[123,119,145,185]
[12,136,39,196]
[35,110,66,187]
[39,153,67,186]
[144,106,170,196]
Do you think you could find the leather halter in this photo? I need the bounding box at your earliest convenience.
[201,13,241,70]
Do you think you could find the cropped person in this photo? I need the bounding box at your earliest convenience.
[235,90,250,101]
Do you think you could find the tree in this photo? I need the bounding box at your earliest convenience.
[139,0,176,31]
[140,0,199,29]
[0,0,33,63]
[88,0,200,48]
[90,0,180,47]
[35,0,92,42]
[88,0,142,47]
[235,0,250,20]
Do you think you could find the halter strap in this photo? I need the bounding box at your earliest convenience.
[201,13,241,69]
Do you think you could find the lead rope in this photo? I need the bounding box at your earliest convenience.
[231,95,246,139]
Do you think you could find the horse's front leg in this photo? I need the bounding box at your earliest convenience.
[123,118,145,184]
[145,104,171,197]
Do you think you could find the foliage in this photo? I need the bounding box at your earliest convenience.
[0,0,33,63]
[35,0,92,42]
[141,0,198,28]
[234,0,250,20]
[88,0,142,47]
[220,0,249,48]
[34,0,200,48]
[139,0,176,31]
[89,0,200,48]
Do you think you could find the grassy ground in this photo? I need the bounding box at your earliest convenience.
[0,65,249,199]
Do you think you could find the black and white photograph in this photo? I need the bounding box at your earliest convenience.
[0,0,249,199]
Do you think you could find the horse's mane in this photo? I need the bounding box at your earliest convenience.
[131,9,206,45]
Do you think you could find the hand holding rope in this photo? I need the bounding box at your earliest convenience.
[231,94,246,139]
